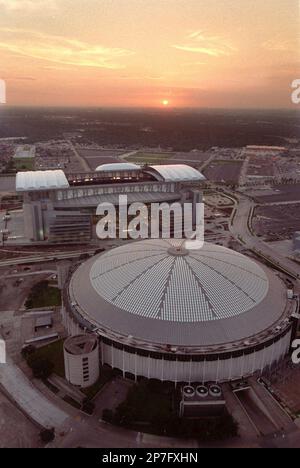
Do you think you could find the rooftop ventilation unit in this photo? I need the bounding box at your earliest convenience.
[196,385,209,398]
[183,385,195,398]
[209,384,222,398]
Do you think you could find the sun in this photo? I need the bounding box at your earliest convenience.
[162,99,169,106]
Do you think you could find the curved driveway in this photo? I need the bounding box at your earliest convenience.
[0,358,68,429]
[229,194,300,280]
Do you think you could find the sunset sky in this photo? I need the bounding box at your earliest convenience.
[0,0,299,108]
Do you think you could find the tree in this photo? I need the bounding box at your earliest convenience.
[102,408,114,423]
[40,428,55,443]
[21,345,36,359]
[27,357,54,379]
[82,400,95,415]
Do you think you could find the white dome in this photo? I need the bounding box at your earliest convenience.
[89,239,268,323]
[95,163,141,172]
[69,240,286,347]
[147,164,205,182]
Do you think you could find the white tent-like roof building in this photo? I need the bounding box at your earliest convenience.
[146,164,206,182]
[16,170,69,192]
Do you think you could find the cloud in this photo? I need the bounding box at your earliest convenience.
[172,30,237,57]
[119,75,165,81]
[7,76,36,81]
[42,65,74,71]
[187,61,207,66]
[173,45,226,57]
[0,28,134,69]
[0,0,57,12]
[263,38,299,52]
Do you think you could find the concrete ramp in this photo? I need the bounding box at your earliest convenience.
[0,359,68,429]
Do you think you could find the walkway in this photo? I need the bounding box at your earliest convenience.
[0,358,68,429]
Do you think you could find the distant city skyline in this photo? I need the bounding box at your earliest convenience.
[0,0,299,108]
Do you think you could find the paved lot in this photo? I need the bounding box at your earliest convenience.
[0,273,50,311]
[0,176,16,192]
[272,369,300,415]
[94,378,133,419]
[170,151,213,163]
[204,160,243,184]
[253,204,300,241]
[0,388,41,448]
[247,157,275,177]
[253,184,300,203]
[222,384,258,440]
[230,195,300,279]
[265,239,296,257]
[76,149,125,170]
[0,209,26,244]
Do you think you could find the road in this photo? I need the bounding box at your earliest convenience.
[229,194,300,280]
[119,150,139,161]
[0,358,68,429]
[67,140,91,172]
[199,152,216,172]
[238,154,250,186]
[0,250,95,267]
[0,270,56,279]
[235,390,276,436]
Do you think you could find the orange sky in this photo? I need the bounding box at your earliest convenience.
[0,0,299,108]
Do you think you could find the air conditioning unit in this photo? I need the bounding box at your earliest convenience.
[183,385,195,398]
[196,385,209,398]
[209,384,222,398]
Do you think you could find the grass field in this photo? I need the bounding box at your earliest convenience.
[14,158,35,171]
[30,339,65,377]
[25,280,62,309]
[29,340,114,399]
[125,152,174,164]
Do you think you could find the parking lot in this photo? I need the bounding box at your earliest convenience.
[93,377,133,420]
[246,157,275,177]
[253,203,300,241]
[76,149,125,170]
[253,184,300,203]
[0,389,41,448]
[204,160,243,184]
[0,176,16,193]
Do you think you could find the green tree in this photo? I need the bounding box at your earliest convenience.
[40,428,55,443]
[27,356,54,379]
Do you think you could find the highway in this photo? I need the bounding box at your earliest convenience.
[0,270,56,279]
[0,249,95,267]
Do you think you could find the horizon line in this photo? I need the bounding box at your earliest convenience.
[0,104,298,112]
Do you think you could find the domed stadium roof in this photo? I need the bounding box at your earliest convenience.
[146,164,205,182]
[90,240,268,322]
[95,163,141,172]
[69,240,286,347]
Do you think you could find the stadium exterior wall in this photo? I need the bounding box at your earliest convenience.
[61,305,292,383]
[99,332,291,383]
